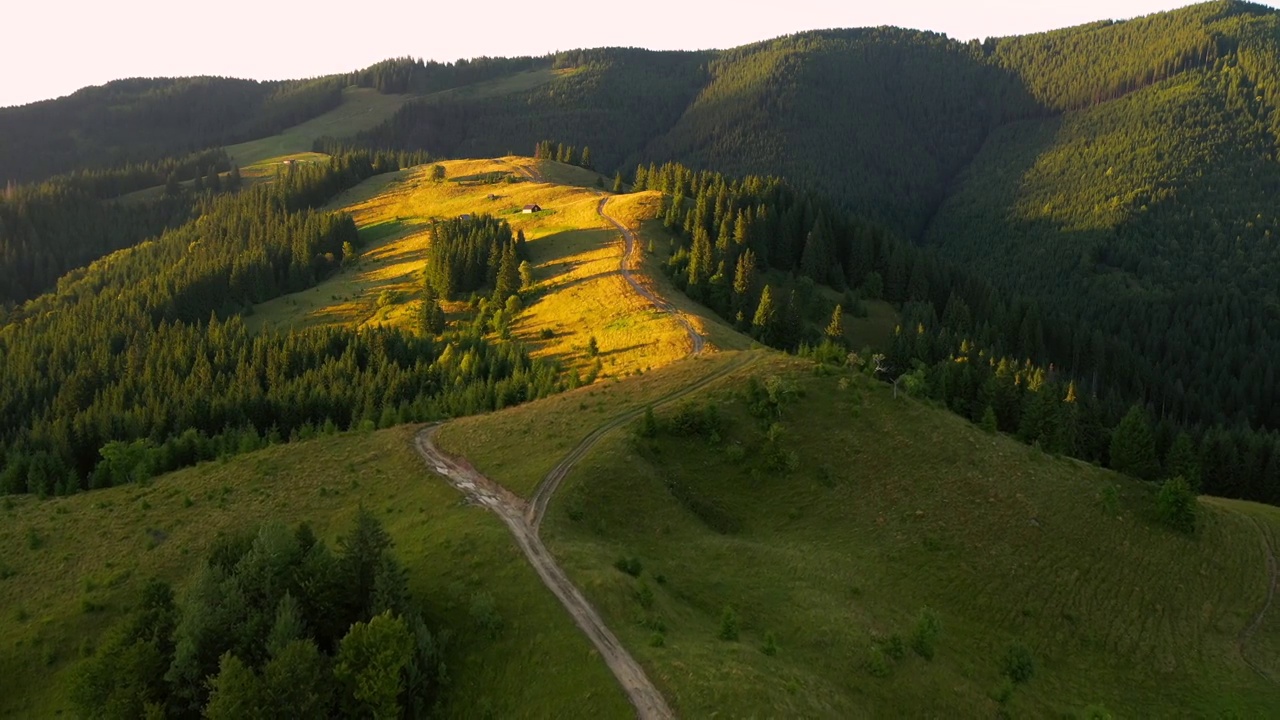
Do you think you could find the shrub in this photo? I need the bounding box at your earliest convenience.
[761,632,778,657]
[635,582,654,610]
[911,608,941,660]
[639,406,658,439]
[884,634,906,661]
[649,632,665,648]
[1002,642,1036,684]
[1156,476,1197,534]
[614,556,643,577]
[718,606,739,641]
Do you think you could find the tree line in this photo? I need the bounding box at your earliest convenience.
[73,510,447,718]
[637,159,1280,507]
[0,152,560,496]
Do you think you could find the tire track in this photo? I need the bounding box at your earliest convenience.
[1238,513,1278,681]
[415,172,757,718]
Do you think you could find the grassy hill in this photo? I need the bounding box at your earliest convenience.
[249,156,734,382]
[439,350,1280,717]
[0,424,632,718]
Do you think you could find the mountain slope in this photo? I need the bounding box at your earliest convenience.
[0,425,632,718]
[442,350,1280,716]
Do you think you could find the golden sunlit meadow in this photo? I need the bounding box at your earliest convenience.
[250,157,710,381]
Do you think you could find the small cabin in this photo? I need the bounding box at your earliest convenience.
[458,213,472,221]
[522,203,542,213]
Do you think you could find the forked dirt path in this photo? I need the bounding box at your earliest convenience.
[1237,513,1279,681]
[415,182,752,718]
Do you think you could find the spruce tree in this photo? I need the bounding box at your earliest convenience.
[1110,404,1160,480]
[1166,432,1200,489]
[752,285,779,345]
[825,305,845,342]
[613,172,623,193]
[493,245,520,304]
[633,164,648,191]
[732,249,757,316]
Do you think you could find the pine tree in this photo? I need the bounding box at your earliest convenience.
[825,305,845,342]
[633,164,648,191]
[228,165,242,190]
[752,285,779,345]
[687,225,713,290]
[980,405,999,433]
[1166,432,1200,489]
[1110,404,1160,480]
[612,172,623,193]
[732,249,757,317]
[164,172,181,197]
[580,146,592,169]
[493,244,520,304]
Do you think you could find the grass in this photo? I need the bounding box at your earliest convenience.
[447,351,1280,716]
[436,351,760,497]
[226,87,413,168]
[0,426,630,718]
[251,159,725,383]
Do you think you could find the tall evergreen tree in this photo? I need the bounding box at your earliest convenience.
[752,284,779,345]
[1110,404,1160,481]
[825,305,846,342]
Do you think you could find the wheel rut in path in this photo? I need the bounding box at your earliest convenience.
[1238,513,1279,682]
[416,184,751,718]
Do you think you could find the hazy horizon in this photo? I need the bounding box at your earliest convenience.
[6,0,1277,108]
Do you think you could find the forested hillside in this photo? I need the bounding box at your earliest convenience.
[6,1,1280,503]
[0,152,560,497]
[0,77,344,184]
[319,1,1280,471]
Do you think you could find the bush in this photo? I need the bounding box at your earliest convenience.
[1156,476,1197,534]
[884,633,906,661]
[1002,642,1036,684]
[635,582,654,610]
[761,632,778,656]
[718,606,739,641]
[649,632,665,648]
[639,406,658,439]
[614,556,643,577]
[911,608,941,660]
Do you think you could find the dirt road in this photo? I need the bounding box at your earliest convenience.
[415,427,675,718]
[415,180,754,718]
[596,196,705,356]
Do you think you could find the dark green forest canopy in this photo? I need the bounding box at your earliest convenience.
[0,153,559,497]
[329,1,1280,433]
[5,0,1280,504]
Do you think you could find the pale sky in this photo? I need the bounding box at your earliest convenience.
[5,0,1275,108]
